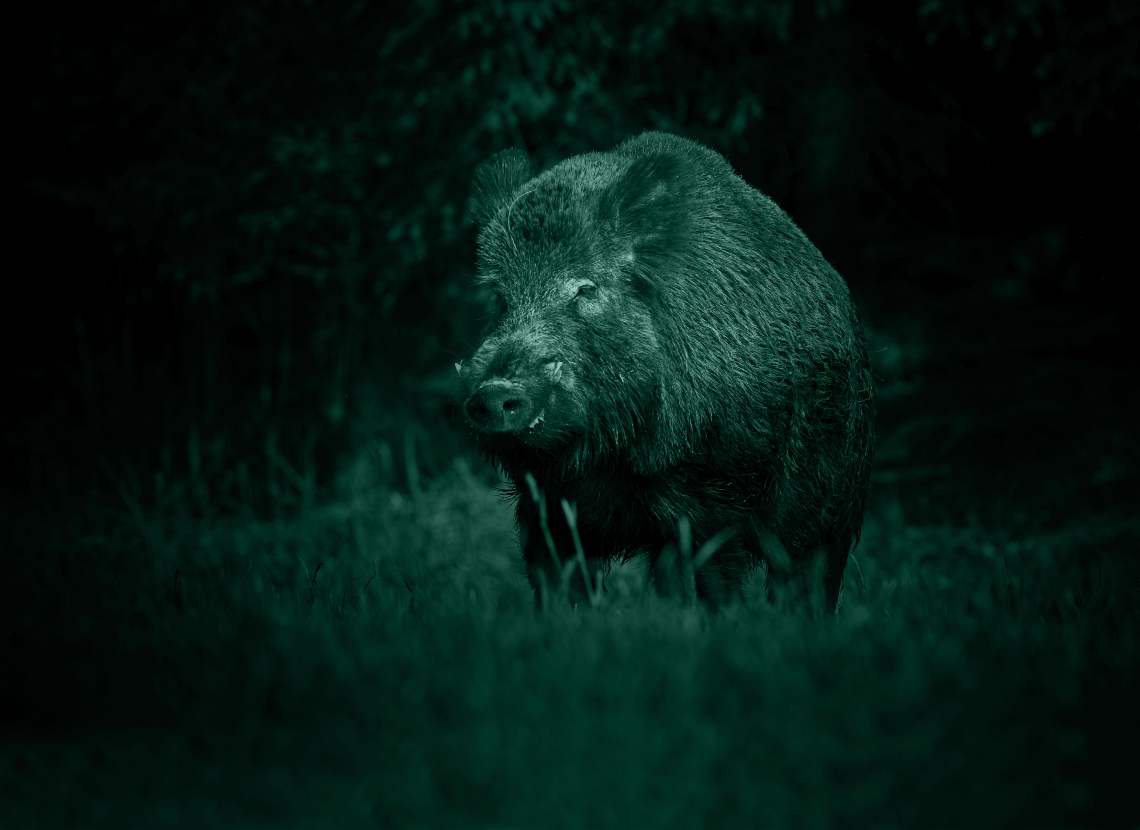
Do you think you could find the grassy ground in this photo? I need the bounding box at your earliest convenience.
[3,449,1136,829]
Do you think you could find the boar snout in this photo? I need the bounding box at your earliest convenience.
[464,379,542,433]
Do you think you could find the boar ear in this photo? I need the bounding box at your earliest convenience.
[599,153,691,265]
[469,148,532,228]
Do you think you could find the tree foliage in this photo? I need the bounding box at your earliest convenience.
[42,0,975,305]
[918,0,1139,135]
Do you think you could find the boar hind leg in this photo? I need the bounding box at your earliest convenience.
[525,549,604,609]
[764,539,848,614]
[694,557,747,609]
[822,536,851,613]
[520,515,603,610]
[648,539,746,610]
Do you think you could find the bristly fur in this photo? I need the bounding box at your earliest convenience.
[468,147,532,231]
[459,131,874,611]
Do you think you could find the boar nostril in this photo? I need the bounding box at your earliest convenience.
[465,382,533,432]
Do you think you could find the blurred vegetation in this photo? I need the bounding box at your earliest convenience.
[6,0,1139,826]
[3,454,1136,827]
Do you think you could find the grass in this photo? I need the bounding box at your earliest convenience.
[2,451,1137,829]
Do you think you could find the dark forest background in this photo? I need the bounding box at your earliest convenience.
[5,0,1138,827]
[10,0,1137,518]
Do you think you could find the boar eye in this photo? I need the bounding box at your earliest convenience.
[575,282,598,300]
